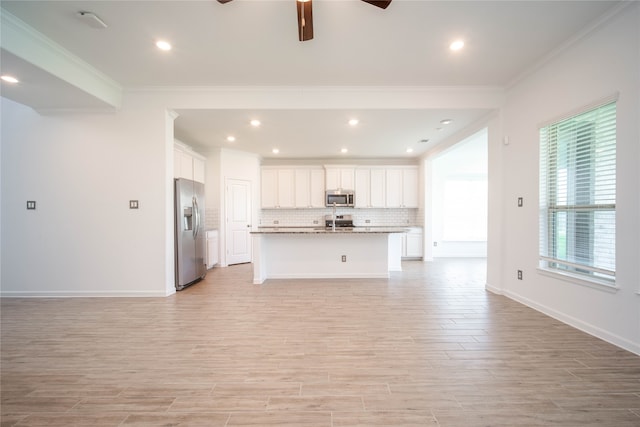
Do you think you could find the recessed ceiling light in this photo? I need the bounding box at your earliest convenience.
[1,75,19,84]
[272,148,279,154]
[348,119,359,126]
[406,148,414,153]
[155,40,172,51]
[250,119,261,127]
[341,148,348,153]
[450,40,464,51]
[440,119,453,125]
[226,136,236,142]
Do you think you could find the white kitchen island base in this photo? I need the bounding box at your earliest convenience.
[252,230,403,284]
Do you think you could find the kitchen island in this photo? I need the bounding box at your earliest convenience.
[251,227,407,284]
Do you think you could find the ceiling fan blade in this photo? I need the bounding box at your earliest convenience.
[296,0,314,41]
[361,0,392,9]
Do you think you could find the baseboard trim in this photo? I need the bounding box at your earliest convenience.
[485,282,502,295]
[0,290,170,298]
[501,288,640,356]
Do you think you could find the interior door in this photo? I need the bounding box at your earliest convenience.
[226,179,252,265]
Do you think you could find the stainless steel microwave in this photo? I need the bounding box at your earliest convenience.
[326,190,355,207]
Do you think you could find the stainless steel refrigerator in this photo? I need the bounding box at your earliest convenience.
[174,178,206,290]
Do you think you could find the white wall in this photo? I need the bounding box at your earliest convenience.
[493,4,640,354]
[1,97,170,296]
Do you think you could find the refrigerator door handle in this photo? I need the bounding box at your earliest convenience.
[193,196,200,238]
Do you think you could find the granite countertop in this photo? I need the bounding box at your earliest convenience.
[251,226,410,234]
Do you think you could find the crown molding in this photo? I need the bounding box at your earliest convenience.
[0,8,123,109]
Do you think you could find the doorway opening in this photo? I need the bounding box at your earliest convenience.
[225,178,253,265]
[431,129,488,258]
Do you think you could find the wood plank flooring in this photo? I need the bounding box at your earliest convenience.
[2,259,639,426]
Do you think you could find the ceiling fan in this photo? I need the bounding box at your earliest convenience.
[217,0,392,42]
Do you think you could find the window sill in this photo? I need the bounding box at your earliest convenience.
[536,267,619,294]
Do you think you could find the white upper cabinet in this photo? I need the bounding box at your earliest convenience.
[261,168,295,208]
[325,166,355,190]
[262,167,324,209]
[385,166,419,208]
[294,168,325,208]
[277,169,295,208]
[354,169,370,208]
[401,167,419,208]
[193,157,205,184]
[309,168,326,208]
[295,169,311,208]
[261,164,418,209]
[355,167,386,208]
[174,143,206,184]
[261,169,278,208]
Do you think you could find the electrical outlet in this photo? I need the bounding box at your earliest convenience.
[517,197,523,207]
[517,270,523,280]
[313,220,319,224]
[365,219,371,224]
[26,201,36,210]
[273,220,279,224]
[433,242,438,247]
[129,200,139,209]
[341,255,347,262]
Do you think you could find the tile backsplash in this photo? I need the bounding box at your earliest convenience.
[205,205,219,230]
[259,208,421,227]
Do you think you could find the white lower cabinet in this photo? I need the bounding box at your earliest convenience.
[402,227,423,259]
[206,230,219,269]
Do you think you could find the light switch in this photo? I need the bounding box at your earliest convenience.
[129,200,139,209]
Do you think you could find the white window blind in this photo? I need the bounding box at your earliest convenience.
[539,101,616,283]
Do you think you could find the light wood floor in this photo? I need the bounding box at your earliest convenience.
[2,259,639,426]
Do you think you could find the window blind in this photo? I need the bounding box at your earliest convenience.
[539,101,616,283]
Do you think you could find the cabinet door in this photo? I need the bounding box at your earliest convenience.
[261,169,278,208]
[325,168,340,190]
[295,169,311,208]
[173,148,182,178]
[326,167,355,190]
[354,169,371,208]
[402,167,419,208]
[180,152,193,180]
[369,168,386,208]
[174,149,193,180]
[405,232,423,257]
[193,157,206,184]
[309,169,326,208]
[277,169,295,208]
[340,168,355,190]
[385,169,403,208]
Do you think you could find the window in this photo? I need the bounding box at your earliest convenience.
[539,101,616,285]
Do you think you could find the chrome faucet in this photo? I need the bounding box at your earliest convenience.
[332,202,336,231]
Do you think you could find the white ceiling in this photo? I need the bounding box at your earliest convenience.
[0,0,620,159]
